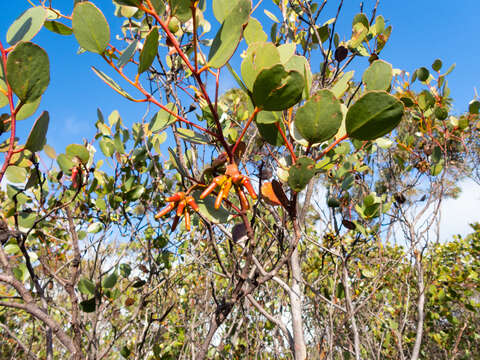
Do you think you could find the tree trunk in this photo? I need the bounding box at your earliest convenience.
[289,247,307,360]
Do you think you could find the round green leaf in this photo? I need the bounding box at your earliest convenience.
[241,42,280,91]
[170,0,192,22]
[57,153,75,174]
[208,0,251,69]
[5,166,27,183]
[7,42,50,103]
[284,55,312,99]
[256,121,285,146]
[72,2,110,54]
[66,144,89,164]
[256,111,282,125]
[102,272,118,289]
[138,27,159,74]
[468,99,480,114]
[252,64,304,111]
[346,91,404,140]
[416,67,429,82]
[79,297,96,313]
[44,21,73,36]
[288,157,315,192]
[125,185,145,201]
[294,89,342,144]
[78,278,96,296]
[244,17,267,45]
[432,59,442,72]
[7,6,47,45]
[362,60,393,91]
[16,97,42,120]
[25,111,49,152]
[99,137,115,157]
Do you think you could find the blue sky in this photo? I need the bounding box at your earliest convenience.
[1,1,479,149]
[1,1,479,238]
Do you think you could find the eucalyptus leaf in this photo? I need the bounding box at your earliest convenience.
[346,91,404,140]
[7,6,46,45]
[72,2,110,54]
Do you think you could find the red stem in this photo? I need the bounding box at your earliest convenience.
[275,121,297,163]
[232,107,261,155]
[142,1,233,161]
[314,134,348,161]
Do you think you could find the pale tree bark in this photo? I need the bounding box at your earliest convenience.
[342,262,361,360]
[289,246,307,360]
[410,251,425,360]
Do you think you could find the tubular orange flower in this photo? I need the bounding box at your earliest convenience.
[155,202,176,218]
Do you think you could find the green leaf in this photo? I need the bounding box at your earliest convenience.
[346,91,404,140]
[416,67,429,82]
[115,0,141,6]
[256,111,282,125]
[79,297,96,313]
[241,42,280,91]
[7,6,46,45]
[43,144,56,159]
[102,272,118,289]
[149,103,177,132]
[125,185,145,201]
[277,43,296,64]
[57,153,75,174]
[7,42,50,103]
[16,97,42,120]
[192,190,231,224]
[138,27,159,74]
[5,166,27,183]
[66,144,89,164]
[468,99,480,114]
[349,22,368,49]
[87,222,103,234]
[170,0,192,22]
[72,2,110,54]
[18,211,36,230]
[99,136,115,157]
[256,121,285,146]
[352,13,369,28]
[78,278,96,295]
[208,0,251,69]
[25,111,49,152]
[284,55,312,99]
[288,157,315,192]
[118,39,138,68]
[264,9,280,23]
[176,128,210,144]
[432,59,442,72]
[294,90,342,144]
[120,346,131,358]
[331,71,354,98]
[4,244,21,255]
[213,0,237,23]
[252,64,304,111]
[417,90,435,111]
[120,263,132,278]
[362,60,392,91]
[44,21,73,35]
[244,17,267,45]
[91,67,136,101]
